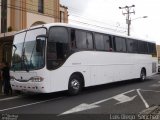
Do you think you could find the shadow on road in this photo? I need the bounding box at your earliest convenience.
[83,78,152,95]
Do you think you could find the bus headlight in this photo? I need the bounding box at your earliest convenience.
[29,76,44,82]
[10,76,16,81]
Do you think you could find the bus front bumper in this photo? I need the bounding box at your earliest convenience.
[10,80,47,93]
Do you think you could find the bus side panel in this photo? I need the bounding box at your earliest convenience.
[47,51,156,93]
[47,66,90,92]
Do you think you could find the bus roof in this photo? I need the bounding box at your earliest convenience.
[17,23,156,44]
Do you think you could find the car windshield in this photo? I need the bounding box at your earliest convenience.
[11,28,46,71]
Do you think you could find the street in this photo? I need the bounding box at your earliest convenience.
[0,74,160,120]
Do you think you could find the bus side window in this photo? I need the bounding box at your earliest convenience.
[71,29,76,48]
[104,35,112,51]
[86,32,93,49]
[138,41,148,54]
[109,36,114,51]
[148,42,157,56]
[114,37,127,52]
[95,33,105,51]
[47,27,69,70]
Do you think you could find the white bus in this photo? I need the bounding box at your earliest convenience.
[10,23,157,95]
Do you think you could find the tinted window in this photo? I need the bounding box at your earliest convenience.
[71,29,76,48]
[104,35,111,51]
[86,32,93,49]
[114,37,126,52]
[71,29,93,50]
[148,42,157,55]
[47,27,69,70]
[138,41,148,54]
[76,30,87,49]
[126,39,138,53]
[95,33,105,50]
[49,27,68,43]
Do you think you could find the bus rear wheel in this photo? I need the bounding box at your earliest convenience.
[140,69,146,81]
[68,74,83,95]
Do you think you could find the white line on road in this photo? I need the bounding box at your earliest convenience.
[137,89,149,108]
[113,94,137,105]
[150,81,160,87]
[60,89,136,115]
[91,89,135,105]
[141,89,160,93]
[0,96,23,102]
[0,97,63,112]
[150,84,160,87]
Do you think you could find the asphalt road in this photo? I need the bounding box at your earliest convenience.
[0,74,160,120]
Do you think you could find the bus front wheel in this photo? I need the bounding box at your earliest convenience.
[68,74,83,95]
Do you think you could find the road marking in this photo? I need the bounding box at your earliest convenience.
[141,89,160,93]
[0,96,23,102]
[0,97,63,112]
[60,89,135,115]
[92,89,135,105]
[150,84,160,87]
[150,81,160,87]
[137,89,149,108]
[59,103,100,116]
[113,94,137,105]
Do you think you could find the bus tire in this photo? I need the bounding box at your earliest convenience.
[140,68,146,81]
[68,74,83,95]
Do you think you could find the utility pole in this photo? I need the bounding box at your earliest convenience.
[119,5,135,36]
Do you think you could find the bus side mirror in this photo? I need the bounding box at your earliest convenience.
[36,35,46,52]
[13,44,17,50]
[36,39,42,52]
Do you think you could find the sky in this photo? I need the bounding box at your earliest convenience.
[60,0,160,45]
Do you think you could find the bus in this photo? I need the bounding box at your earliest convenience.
[10,23,157,95]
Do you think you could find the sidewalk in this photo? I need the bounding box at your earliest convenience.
[139,105,160,120]
[0,80,17,95]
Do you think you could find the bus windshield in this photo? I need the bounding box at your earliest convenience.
[12,28,46,71]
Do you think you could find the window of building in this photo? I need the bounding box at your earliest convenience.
[114,37,126,52]
[60,11,65,23]
[38,0,44,13]
[1,0,7,33]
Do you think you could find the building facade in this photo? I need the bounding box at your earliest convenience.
[0,0,68,64]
